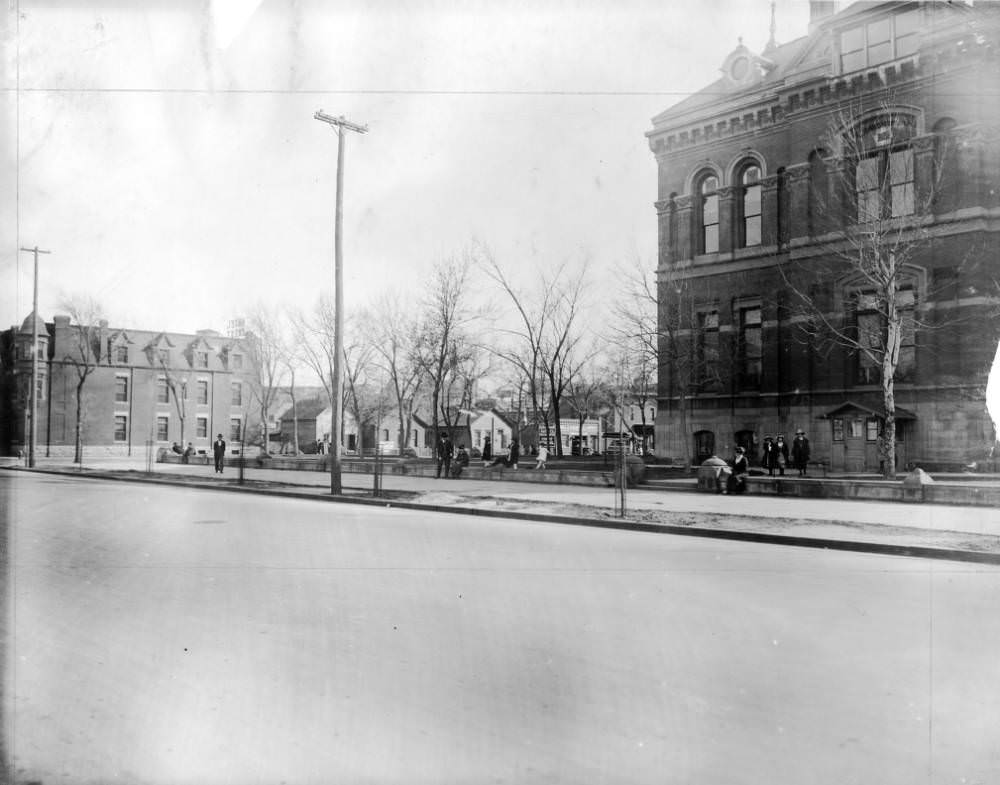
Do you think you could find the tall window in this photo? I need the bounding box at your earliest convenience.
[197,379,209,404]
[114,415,128,442]
[698,175,720,254]
[857,148,914,220]
[739,305,762,388]
[696,310,720,388]
[230,417,242,442]
[840,10,920,73]
[157,377,169,404]
[739,165,762,247]
[156,416,169,441]
[231,381,242,406]
[114,375,128,403]
[854,113,917,221]
[196,416,208,438]
[855,288,916,385]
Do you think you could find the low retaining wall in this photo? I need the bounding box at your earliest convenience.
[744,475,1000,507]
[158,454,637,487]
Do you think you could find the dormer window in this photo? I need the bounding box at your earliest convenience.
[115,345,128,364]
[196,350,209,368]
[158,348,170,365]
[840,10,920,73]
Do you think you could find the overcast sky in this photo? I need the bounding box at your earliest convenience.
[1,0,813,334]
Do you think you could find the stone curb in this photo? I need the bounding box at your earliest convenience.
[10,466,1000,566]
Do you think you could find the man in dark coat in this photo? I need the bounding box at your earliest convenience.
[508,439,520,470]
[791,429,811,476]
[435,432,453,478]
[213,433,226,474]
[762,436,778,476]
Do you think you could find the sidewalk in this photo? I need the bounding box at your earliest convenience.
[9,456,1000,563]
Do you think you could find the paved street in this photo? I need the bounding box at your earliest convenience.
[5,472,1000,784]
[42,455,1000,536]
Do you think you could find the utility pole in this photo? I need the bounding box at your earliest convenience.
[20,246,50,468]
[314,110,368,494]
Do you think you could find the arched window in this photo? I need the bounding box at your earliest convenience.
[738,165,762,247]
[698,174,720,254]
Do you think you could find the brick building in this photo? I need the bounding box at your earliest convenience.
[1,312,254,459]
[647,0,1000,472]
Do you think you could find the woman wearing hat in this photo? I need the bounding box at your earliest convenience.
[774,434,789,476]
[791,429,811,476]
[724,446,749,494]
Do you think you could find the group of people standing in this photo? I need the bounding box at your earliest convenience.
[720,429,811,494]
[761,430,811,477]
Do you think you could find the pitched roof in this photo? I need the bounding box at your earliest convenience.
[282,398,330,420]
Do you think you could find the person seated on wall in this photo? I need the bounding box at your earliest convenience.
[724,446,749,495]
[450,444,470,478]
[171,442,183,456]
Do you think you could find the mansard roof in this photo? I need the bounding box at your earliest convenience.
[18,311,47,335]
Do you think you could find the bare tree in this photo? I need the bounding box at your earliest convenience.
[413,251,479,436]
[244,304,287,456]
[342,309,377,452]
[565,360,609,454]
[367,292,423,452]
[779,102,953,478]
[611,255,716,469]
[482,252,594,456]
[59,296,105,464]
[290,298,337,420]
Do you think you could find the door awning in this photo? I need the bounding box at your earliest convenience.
[822,400,917,421]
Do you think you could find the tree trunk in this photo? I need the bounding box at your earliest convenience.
[881,374,897,479]
[678,391,693,473]
[74,379,85,464]
[551,390,563,457]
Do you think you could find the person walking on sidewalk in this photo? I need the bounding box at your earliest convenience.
[508,439,520,470]
[792,429,811,476]
[435,431,453,478]
[533,444,548,470]
[213,433,226,474]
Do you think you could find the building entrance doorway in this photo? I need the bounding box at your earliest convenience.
[826,402,915,473]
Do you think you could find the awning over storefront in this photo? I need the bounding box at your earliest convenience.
[821,400,917,421]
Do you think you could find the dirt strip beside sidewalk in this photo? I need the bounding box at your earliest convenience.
[10,465,1000,565]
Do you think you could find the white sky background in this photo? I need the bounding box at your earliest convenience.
[1,0,812,335]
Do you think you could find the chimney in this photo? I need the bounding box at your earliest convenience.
[809,1,840,30]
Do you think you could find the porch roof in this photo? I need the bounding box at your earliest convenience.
[821,400,917,421]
